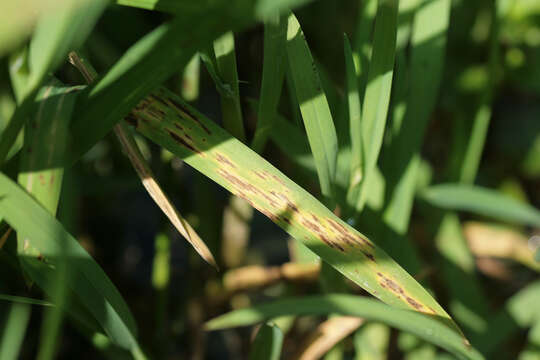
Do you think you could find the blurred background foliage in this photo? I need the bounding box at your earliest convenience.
[0,0,539,359]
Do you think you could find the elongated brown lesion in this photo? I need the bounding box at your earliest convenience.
[167,130,202,155]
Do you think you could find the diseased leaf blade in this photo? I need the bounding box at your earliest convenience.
[126,87,463,339]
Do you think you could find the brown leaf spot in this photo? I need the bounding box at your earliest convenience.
[215,153,236,168]
[167,130,202,155]
[361,251,375,262]
[406,297,424,311]
[125,113,138,127]
[167,97,211,134]
[301,219,321,233]
[253,171,266,180]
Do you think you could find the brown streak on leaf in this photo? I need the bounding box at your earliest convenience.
[215,153,236,168]
[167,130,203,155]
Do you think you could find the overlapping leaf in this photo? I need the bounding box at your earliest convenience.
[123,87,464,340]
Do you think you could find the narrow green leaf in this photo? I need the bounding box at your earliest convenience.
[249,323,284,360]
[14,80,81,360]
[352,0,377,99]
[129,87,462,337]
[255,0,314,19]
[181,54,201,101]
[68,51,217,268]
[0,173,140,352]
[0,294,53,307]
[69,11,256,163]
[286,12,338,204]
[115,0,315,20]
[344,34,363,211]
[251,15,287,153]
[0,303,31,360]
[0,0,107,164]
[205,295,483,360]
[213,31,246,142]
[18,80,81,214]
[27,0,108,97]
[421,184,540,227]
[354,323,390,360]
[382,0,450,234]
[352,0,398,215]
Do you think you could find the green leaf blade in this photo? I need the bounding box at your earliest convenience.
[130,87,463,338]
[285,12,338,204]
[0,174,140,351]
[206,295,483,360]
[421,184,540,227]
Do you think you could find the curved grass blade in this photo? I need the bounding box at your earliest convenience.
[0,0,107,164]
[128,87,463,337]
[286,12,338,205]
[15,79,82,360]
[69,10,255,163]
[251,15,287,153]
[205,295,483,360]
[0,173,141,353]
[249,323,284,360]
[351,0,399,215]
[421,184,540,227]
[68,51,217,268]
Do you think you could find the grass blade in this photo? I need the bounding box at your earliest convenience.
[353,0,377,99]
[344,34,363,212]
[0,294,53,307]
[115,0,315,20]
[248,323,284,360]
[181,54,201,101]
[354,323,390,360]
[129,87,462,336]
[69,51,217,268]
[251,15,288,153]
[0,0,107,164]
[286,12,339,205]
[69,10,255,163]
[0,303,31,360]
[421,184,540,227]
[213,31,246,142]
[351,0,399,215]
[381,0,450,234]
[15,79,81,360]
[205,295,483,360]
[0,173,141,352]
